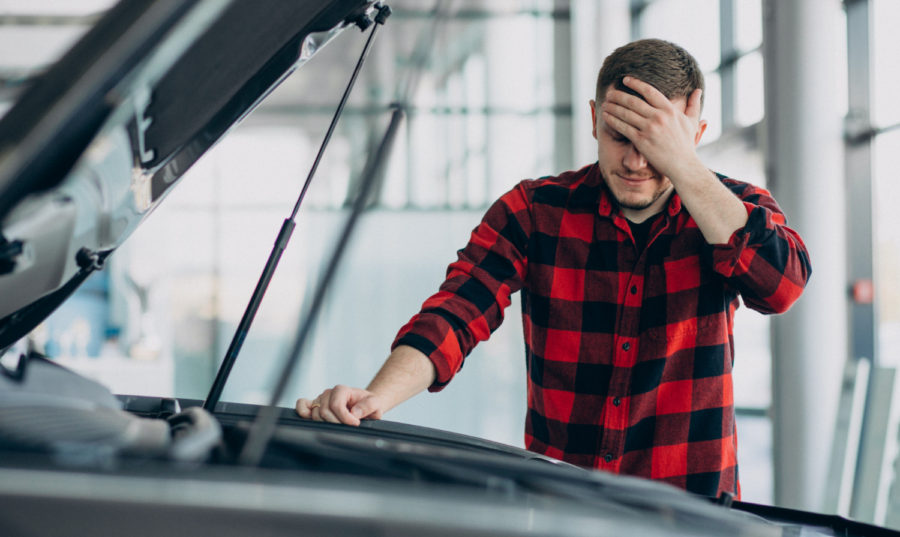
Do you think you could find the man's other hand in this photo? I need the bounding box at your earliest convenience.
[295,385,386,426]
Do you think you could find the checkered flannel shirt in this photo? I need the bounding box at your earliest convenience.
[393,162,811,498]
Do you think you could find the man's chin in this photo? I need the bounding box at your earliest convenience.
[612,193,656,211]
[610,183,674,213]
[617,198,655,211]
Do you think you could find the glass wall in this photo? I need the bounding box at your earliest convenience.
[873,0,900,368]
[871,0,900,523]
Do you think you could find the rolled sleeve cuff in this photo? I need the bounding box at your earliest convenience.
[711,202,771,277]
[392,331,456,392]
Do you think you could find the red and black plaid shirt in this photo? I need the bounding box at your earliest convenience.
[393,162,811,498]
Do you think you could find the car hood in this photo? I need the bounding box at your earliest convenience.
[0,0,374,351]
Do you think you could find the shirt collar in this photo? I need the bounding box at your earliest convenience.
[590,164,615,218]
[666,192,682,216]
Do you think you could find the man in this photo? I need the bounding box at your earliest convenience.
[296,39,811,498]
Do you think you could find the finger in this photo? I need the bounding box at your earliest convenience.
[295,398,313,418]
[329,385,361,426]
[350,396,384,421]
[622,76,670,109]
[306,388,333,421]
[312,389,338,423]
[317,404,342,424]
[685,88,703,120]
[601,101,646,131]
[601,110,638,141]
[605,87,655,118]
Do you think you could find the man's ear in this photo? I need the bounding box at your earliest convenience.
[694,119,708,145]
[590,100,598,140]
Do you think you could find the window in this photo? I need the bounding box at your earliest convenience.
[871,0,900,128]
[873,0,900,367]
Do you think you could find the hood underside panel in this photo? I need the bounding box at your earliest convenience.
[0,0,372,350]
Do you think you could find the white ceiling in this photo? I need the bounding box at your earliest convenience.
[0,0,562,101]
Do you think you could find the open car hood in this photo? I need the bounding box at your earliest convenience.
[0,0,374,350]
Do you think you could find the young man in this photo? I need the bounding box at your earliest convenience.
[296,39,811,498]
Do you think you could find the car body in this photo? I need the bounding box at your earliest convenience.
[0,2,896,536]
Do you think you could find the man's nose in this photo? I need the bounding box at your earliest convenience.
[622,143,648,170]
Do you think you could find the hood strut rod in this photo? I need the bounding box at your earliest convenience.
[239,5,394,467]
[202,4,389,413]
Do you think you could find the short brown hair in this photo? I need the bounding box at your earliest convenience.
[595,39,704,108]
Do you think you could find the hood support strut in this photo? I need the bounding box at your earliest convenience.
[202,4,389,414]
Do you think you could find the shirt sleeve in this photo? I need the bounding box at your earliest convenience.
[392,182,533,391]
[709,178,812,314]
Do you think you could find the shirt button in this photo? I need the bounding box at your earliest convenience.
[622,342,631,351]
[604,454,613,463]
[630,285,638,295]
[613,397,621,406]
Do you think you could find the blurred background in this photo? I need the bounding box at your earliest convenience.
[1,0,898,524]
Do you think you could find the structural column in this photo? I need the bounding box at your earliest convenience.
[763,0,847,511]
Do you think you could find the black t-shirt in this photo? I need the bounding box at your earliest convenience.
[627,214,659,254]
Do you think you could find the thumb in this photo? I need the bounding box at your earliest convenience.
[350,395,383,420]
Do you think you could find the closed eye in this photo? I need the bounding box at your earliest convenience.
[601,124,629,144]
